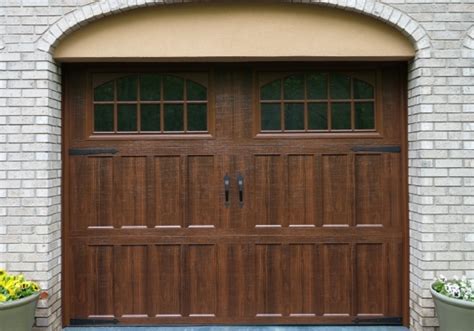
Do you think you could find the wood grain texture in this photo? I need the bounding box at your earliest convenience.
[63,63,407,326]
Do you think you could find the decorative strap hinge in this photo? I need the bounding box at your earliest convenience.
[69,148,118,156]
[352,316,403,325]
[70,318,119,326]
[351,145,401,153]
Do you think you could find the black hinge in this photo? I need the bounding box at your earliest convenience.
[353,316,403,325]
[351,145,401,153]
[70,318,119,326]
[69,148,118,156]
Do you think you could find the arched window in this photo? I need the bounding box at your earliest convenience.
[93,74,208,134]
[259,73,375,133]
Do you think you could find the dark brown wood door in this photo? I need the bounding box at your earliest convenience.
[63,63,408,327]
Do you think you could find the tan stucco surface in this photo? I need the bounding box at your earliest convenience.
[54,3,415,61]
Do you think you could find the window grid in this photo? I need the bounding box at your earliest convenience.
[259,73,376,133]
[93,74,208,134]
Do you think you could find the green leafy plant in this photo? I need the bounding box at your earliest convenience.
[0,269,40,302]
[433,275,474,302]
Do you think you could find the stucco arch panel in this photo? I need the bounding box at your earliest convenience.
[54,3,415,61]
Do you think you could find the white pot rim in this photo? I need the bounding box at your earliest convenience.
[0,292,40,310]
[430,282,474,309]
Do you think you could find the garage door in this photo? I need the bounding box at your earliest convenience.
[63,63,407,326]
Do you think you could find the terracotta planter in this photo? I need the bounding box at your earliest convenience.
[0,292,39,331]
[430,284,474,331]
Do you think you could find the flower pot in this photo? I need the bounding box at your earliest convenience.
[430,284,474,331]
[0,292,39,331]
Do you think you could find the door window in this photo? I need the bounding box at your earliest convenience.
[93,74,208,134]
[259,72,376,133]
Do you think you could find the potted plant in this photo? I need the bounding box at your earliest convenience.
[431,275,474,331]
[0,269,46,331]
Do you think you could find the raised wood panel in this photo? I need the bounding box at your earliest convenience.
[70,157,114,230]
[254,155,284,227]
[323,244,351,315]
[115,245,148,317]
[355,154,384,226]
[150,245,182,317]
[187,156,219,228]
[185,245,217,316]
[387,242,403,315]
[154,157,182,228]
[218,244,252,317]
[387,154,402,228]
[288,244,317,316]
[288,155,316,227]
[322,155,353,227]
[69,244,89,318]
[356,244,385,315]
[255,244,284,316]
[88,245,115,317]
[116,157,147,228]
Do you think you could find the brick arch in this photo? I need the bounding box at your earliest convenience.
[36,1,432,330]
[37,0,430,54]
[462,25,474,58]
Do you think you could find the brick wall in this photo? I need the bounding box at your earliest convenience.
[0,1,473,330]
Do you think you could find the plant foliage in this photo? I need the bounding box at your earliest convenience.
[0,269,40,302]
[433,275,474,302]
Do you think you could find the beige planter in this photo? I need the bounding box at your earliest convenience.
[0,292,39,331]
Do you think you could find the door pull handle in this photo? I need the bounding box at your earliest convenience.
[224,174,231,207]
[237,174,244,208]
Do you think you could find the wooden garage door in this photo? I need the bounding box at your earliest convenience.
[63,63,407,327]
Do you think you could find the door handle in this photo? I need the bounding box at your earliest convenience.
[237,174,244,208]
[224,174,231,207]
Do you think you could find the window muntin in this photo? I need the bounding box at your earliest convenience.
[259,72,376,133]
[93,74,208,134]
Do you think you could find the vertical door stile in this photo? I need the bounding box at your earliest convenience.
[146,155,155,229]
[283,154,290,228]
[180,243,188,317]
[181,155,187,229]
[315,153,324,228]
[350,243,357,318]
[350,152,357,228]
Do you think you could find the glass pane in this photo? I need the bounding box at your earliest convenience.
[187,80,207,101]
[117,104,137,131]
[261,80,281,100]
[94,104,114,132]
[354,79,374,99]
[140,74,161,101]
[164,104,184,131]
[308,103,328,130]
[141,104,161,132]
[330,73,351,99]
[117,76,138,101]
[355,102,375,129]
[94,81,114,101]
[284,103,304,130]
[187,104,207,131]
[261,103,281,131]
[163,76,184,101]
[284,75,305,100]
[331,102,351,130]
[307,73,327,100]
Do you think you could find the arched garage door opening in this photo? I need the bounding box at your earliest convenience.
[57,3,414,327]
